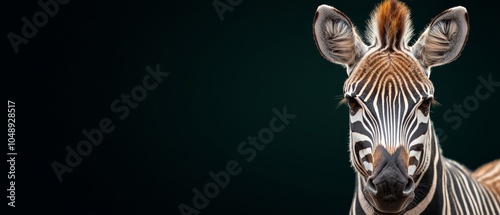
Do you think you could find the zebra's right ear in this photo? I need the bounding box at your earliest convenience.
[411,6,469,72]
[313,5,367,74]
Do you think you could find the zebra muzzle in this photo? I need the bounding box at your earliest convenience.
[363,146,415,214]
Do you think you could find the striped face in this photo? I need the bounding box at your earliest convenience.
[313,0,469,212]
[344,51,434,178]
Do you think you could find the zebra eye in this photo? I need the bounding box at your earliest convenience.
[348,97,361,110]
[418,98,432,113]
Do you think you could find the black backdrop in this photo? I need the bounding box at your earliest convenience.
[4,0,499,214]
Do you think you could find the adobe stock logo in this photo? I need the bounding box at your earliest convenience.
[442,74,500,128]
[212,0,243,21]
[178,106,297,215]
[51,64,169,182]
[436,74,500,143]
[7,0,70,54]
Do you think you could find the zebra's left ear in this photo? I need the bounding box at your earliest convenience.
[313,5,368,75]
[411,6,469,73]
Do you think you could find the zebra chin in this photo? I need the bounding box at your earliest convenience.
[362,146,415,214]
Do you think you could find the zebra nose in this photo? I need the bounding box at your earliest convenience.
[365,174,415,213]
[367,175,414,197]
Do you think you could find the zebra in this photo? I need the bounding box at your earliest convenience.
[312,0,500,214]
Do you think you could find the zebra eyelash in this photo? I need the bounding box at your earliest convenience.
[420,97,441,108]
[430,98,440,106]
[335,95,350,109]
[337,96,358,108]
[338,97,349,106]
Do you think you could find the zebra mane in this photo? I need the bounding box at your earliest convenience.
[366,0,414,51]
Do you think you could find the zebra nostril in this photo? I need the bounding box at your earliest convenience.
[402,177,415,196]
[367,178,377,195]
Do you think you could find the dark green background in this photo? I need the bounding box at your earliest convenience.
[4,0,499,214]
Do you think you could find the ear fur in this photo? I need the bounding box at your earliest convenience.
[411,6,469,73]
[313,5,368,74]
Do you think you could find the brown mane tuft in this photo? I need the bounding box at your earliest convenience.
[374,0,411,49]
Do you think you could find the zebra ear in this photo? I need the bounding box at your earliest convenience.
[313,5,367,74]
[411,6,469,72]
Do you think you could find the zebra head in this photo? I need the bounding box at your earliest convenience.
[313,0,469,213]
